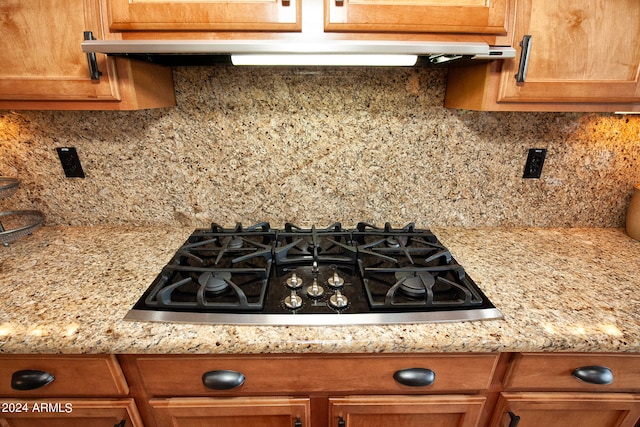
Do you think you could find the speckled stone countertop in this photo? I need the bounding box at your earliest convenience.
[0,226,638,354]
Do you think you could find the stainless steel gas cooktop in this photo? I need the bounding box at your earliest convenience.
[125,222,502,325]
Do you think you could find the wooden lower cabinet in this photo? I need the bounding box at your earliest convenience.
[329,395,487,427]
[0,355,144,427]
[489,353,640,427]
[118,353,499,427]
[149,397,310,427]
[3,353,639,426]
[0,398,141,427]
[490,392,640,427]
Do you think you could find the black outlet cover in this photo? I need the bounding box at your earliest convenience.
[523,148,547,179]
[56,147,85,178]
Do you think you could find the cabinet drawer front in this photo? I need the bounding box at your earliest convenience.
[126,354,498,396]
[505,353,640,392]
[0,355,129,397]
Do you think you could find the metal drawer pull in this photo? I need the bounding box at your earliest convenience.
[202,370,245,390]
[514,34,532,83]
[393,368,435,387]
[572,366,613,385]
[508,411,520,427]
[294,417,302,427]
[338,416,346,427]
[11,370,55,391]
[83,31,102,81]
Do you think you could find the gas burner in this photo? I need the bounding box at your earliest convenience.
[395,271,435,297]
[198,271,232,293]
[275,223,356,265]
[385,236,408,248]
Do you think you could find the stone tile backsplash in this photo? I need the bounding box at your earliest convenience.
[1,66,639,228]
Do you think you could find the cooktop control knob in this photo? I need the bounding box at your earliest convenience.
[286,273,303,289]
[306,278,324,298]
[329,290,348,309]
[284,290,303,310]
[327,271,344,288]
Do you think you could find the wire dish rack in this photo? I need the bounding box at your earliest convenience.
[0,177,44,246]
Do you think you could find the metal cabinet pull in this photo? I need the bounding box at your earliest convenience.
[514,35,532,83]
[83,31,102,81]
[508,411,520,427]
[393,368,435,387]
[202,370,245,390]
[11,370,55,391]
[572,366,614,385]
[114,421,126,427]
[294,417,302,427]
[338,416,346,427]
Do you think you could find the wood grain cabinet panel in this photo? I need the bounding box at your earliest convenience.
[324,0,510,35]
[125,353,499,395]
[0,399,143,427]
[107,0,302,31]
[149,397,310,427]
[445,0,640,111]
[489,392,640,427]
[0,355,128,397]
[329,395,487,427]
[488,354,640,427]
[504,353,640,392]
[0,355,144,427]
[0,0,175,110]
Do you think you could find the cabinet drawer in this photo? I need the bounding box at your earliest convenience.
[0,355,129,397]
[123,354,499,396]
[504,353,640,392]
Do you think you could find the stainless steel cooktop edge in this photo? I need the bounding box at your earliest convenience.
[124,308,503,326]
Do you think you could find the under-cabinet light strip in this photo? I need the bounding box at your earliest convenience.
[230,54,418,66]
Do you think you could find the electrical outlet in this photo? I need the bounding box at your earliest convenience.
[56,147,85,178]
[523,148,547,179]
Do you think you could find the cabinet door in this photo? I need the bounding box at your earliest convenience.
[107,0,301,31]
[324,0,510,34]
[0,0,120,102]
[329,395,486,427]
[497,0,640,103]
[149,397,311,427]
[490,392,640,427]
[0,399,143,427]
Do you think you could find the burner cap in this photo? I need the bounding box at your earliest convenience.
[395,271,435,297]
[228,237,243,249]
[198,271,232,293]
[386,235,408,248]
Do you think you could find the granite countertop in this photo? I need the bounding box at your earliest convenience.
[0,226,639,354]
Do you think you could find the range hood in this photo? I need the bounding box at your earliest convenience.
[81,38,515,67]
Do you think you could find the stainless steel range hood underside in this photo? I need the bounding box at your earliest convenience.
[81,39,515,67]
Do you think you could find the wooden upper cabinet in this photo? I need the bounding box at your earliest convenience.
[496,1,640,104]
[324,0,510,35]
[0,0,175,110]
[107,0,302,32]
[445,0,640,111]
[0,0,119,103]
